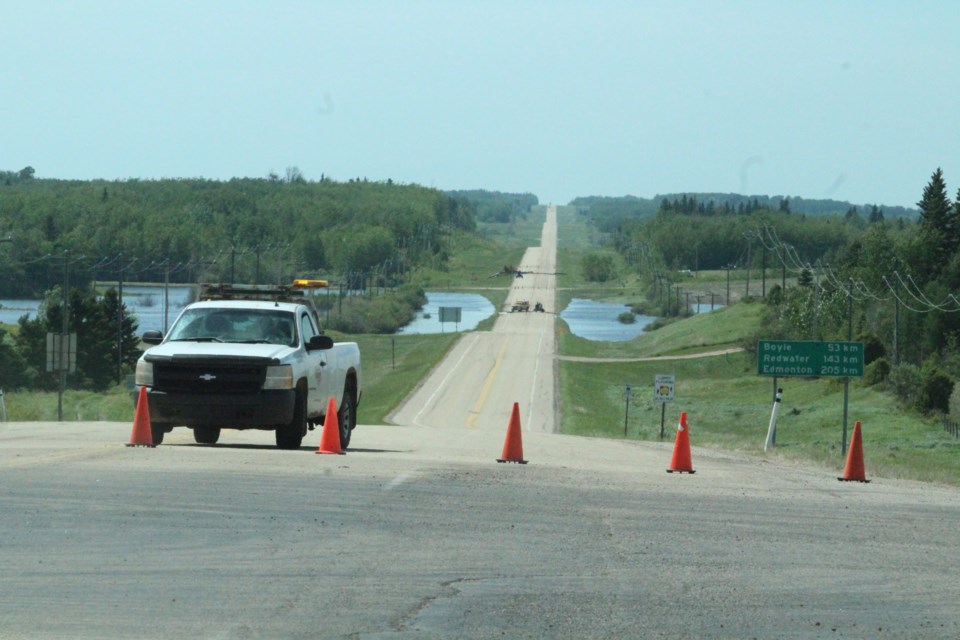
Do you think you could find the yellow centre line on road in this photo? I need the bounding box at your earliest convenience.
[466,339,509,429]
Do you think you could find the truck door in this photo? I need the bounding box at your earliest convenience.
[299,310,328,416]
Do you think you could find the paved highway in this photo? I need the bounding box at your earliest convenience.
[3,421,959,639]
[389,205,559,433]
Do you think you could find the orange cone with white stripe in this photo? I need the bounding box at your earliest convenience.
[126,386,156,448]
[838,421,869,482]
[315,397,345,455]
[497,402,527,464]
[666,411,694,474]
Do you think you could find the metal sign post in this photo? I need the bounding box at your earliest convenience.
[654,374,675,440]
[0,387,7,422]
[623,384,632,437]
[438,306,462,333]
[764,388,783,452]
[46,332,77,421]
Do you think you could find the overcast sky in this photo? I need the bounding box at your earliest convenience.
[2,1,958,209]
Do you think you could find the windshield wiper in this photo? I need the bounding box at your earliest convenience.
[169,336,224,343]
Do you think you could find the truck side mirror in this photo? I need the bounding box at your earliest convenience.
[142,330,164,345]
[306,335,334,351]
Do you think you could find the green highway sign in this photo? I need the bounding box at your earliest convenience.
[757,340,864,378]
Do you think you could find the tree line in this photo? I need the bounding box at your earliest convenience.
[0,173,542,392]
[586,169,960,416]
[0,173,479,298]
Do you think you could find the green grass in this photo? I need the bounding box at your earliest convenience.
[3,386,137,422]
[558,302,960,486]
[341,332,461,425]
[411,208,547,291]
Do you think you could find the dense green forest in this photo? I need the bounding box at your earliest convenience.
[576,169,960,416]
[571,192,917,235]
[0,170,477,298]
[447,189,538,223]
[0,171,542,392]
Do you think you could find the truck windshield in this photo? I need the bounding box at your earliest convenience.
[167,309,297,346]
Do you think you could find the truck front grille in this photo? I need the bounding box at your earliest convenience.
[153,362,267,395]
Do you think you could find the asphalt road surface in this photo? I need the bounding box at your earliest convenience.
[3,205,960,639]
[389,205,559,433]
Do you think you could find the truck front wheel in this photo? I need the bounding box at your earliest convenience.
[194,427,220,445]
[151,422,170,446]
[276,386,306,450]
[337,389,355,449]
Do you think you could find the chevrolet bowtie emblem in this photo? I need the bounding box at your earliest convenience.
[199,373,217,381]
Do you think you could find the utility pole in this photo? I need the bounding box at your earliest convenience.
[117,253,123,384]
[725,264,735,305]
[761,246,767,297]
[59,250,69,422]
[842,279,853,455]
[745,239,751,298]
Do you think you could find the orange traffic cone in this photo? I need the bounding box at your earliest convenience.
[666,411,695,474]
[126,386,156,448]
[838,421,869,482]
[315,397,345,455]
[497,402,527,464]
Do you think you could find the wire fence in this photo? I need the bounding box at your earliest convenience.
[942,417,960,439]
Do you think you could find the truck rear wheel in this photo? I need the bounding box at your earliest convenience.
[194,427,220,445]
[276,387,306,450]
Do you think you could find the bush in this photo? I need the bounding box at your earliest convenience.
[863,357,890,386]
[916,368,954,415]
[324,285,427,334]
[888,363,921,408]
[858,332,886,365]
[581,252,616,282]
[950,383,960,419]
[617,311,636,324]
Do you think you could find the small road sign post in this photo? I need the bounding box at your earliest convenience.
[654,374,675,440]
[438,306,462,333]
[623,384,632,437]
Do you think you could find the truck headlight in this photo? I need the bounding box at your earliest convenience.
[135,360,154,387]
[263,364,293,390]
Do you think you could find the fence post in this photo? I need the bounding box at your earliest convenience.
[0,387,6,422]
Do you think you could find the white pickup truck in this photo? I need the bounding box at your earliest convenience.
[134,281,361,450]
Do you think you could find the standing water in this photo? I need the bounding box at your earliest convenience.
[398,292,495,334]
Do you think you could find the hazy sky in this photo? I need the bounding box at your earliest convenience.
[3,1,958,209]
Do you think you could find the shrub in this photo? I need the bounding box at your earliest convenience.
[617,311,636,324]
[949,383,960,419]
[887,363,921,408]
[858,332,886,365]
[581,252,616,282]
[916,368,954,415]
[863,357,890,386]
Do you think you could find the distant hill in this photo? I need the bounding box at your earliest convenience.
[447,189,539,223]
[570,192,918,220]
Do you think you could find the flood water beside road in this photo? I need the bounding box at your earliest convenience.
[560,298,654,342]
[398,291,496,334]
[0,285,194,334]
